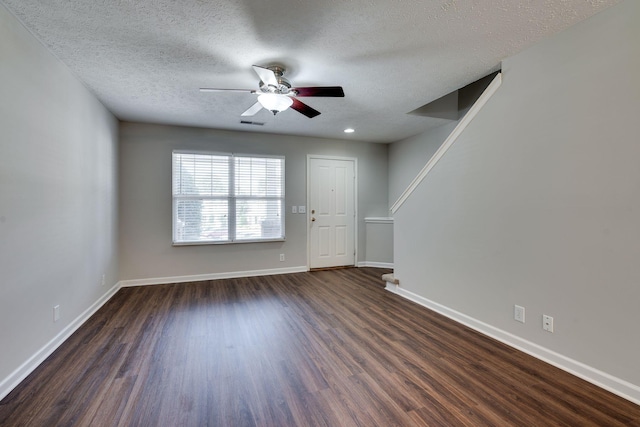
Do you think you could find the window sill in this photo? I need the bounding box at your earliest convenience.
[172,238,286,246]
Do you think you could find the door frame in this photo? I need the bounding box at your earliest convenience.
[306,155,358,270]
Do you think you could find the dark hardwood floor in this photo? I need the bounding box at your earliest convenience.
[1,267,639,426]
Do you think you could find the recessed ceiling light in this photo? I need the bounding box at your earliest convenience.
[344,128,355,133]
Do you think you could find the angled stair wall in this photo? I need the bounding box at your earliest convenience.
[386,0,640,405]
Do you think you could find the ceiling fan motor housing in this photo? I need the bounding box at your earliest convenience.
[259,66,292,94]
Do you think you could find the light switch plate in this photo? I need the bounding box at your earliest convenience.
[298,206,306,214]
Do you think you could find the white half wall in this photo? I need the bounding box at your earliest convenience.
[118,122,388,281]
[0,5,119,399]
[391,0,640,403]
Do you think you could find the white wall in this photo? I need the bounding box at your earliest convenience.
[0,5,119,397]
[391,0,640,402]
[119,122,388,282]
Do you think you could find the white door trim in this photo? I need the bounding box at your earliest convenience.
[306,155,358,269]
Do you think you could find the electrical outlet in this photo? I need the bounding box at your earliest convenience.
[514,305,525,323]
[279,254,285,262]
[101,274,106,287]
[53,305,60,322]
[543,314,554,333]
[291,206,297,214]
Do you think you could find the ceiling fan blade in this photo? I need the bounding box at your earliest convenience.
[241,101,264,117]
[252,65,278,88]
[292,86,345,97]
[291,98,321,118]
[200,88,256,93]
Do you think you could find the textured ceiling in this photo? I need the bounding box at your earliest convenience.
[1,0,617,143]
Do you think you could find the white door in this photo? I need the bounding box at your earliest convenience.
[308,157,356,269]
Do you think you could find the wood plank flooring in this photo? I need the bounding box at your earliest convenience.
[1,267,639,426]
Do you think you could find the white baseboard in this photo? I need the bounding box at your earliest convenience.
[385,282,399,292]
[119,266,309,287]
[386,285,640,406]
[357,261,394,269]
[0,283,121,401]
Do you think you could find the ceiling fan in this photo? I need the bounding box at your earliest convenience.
[200,65,344,118]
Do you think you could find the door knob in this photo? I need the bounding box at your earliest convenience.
[311,217,316,222]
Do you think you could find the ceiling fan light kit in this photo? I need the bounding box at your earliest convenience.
[200,65,344,119]
[257,93,294,115]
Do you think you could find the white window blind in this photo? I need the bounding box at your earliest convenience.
[172,152,284,244]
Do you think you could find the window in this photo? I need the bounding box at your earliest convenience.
[172,151,285,244]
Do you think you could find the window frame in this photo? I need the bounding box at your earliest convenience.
[172,150,285,246]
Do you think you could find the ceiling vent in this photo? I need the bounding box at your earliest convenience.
[240,120,265,126]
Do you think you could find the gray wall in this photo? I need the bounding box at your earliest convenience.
[0,4,118,390]
[119,122,388,281]
[364,219,394,265]
[392,0,640,394]
[388,121,458,207]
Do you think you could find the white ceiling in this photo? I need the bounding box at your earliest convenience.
[1,0,617,143]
